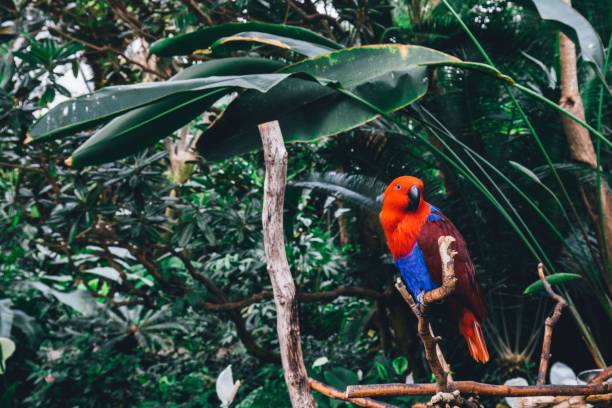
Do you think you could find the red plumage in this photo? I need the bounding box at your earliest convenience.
[380,176,489,363]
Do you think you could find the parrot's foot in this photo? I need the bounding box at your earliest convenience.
[428,390,459,407]
[428,390,482,408]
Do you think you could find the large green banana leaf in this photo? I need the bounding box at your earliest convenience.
[196,45,461,161]
[150,22,341,57]
[69,73,333,167]
[30,58,284,143]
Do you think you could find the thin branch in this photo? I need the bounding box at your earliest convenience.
[288,0,343,38]
[308,378,396,408]
[49,26,168,79]
[171,249,279,363]
[181,0,213,25]
[0,162,44,172]
[201,286,383,311]
[536,263,567,385]
[346,382,612,398]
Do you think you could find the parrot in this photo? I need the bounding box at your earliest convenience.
[379,176,489,363]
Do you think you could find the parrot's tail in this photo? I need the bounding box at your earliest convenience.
[458,309,489,363]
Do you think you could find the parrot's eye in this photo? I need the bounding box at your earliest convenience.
[395,184,401,190]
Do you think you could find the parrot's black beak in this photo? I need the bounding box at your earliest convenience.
[407,185,420,212]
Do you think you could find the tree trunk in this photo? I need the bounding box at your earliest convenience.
[558,0,612,290]
[258,121,316,407]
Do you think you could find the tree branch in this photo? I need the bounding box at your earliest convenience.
[346,382,612,398]
[181,0,213,25]
[171,249,279,363]
[308,378,397,408]
[201,286,383,311]
[536,263,567,385]
[49,26,168,79]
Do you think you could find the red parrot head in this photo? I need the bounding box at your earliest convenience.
[379,176,429,259]
[381,176,425,214]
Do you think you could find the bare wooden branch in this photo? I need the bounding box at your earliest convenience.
[49,26,169,79]
[346,382,612,398]
[200,286,383,311]
[308,378,396,408]
[395,235,457,392]
[181,0,213,25]
[259,121,315,408]
[536,263,567,385]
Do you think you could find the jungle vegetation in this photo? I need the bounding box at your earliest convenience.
[0,0,610,406]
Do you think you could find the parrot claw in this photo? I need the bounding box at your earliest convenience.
[417,292,425,304]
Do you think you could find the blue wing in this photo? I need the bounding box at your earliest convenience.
[395,242,439,302]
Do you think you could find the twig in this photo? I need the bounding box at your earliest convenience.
[49,26,168,79]
[258,120,315,407]
[395,235,457,392]
[170,249,280,363]
[589,366,612,385]
[308,378,397,408]
[181,0,213,25]
[346,382,612,398]
[536,263,567,385]
[200,286,383,311]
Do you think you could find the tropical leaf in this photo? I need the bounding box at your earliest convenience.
[29,58,285,143]
[0,337,15,374]
[29,282,99,316]
[291,172,385,214]
[523,273,582,295]
[527,0,605,75]
[207,31,335,58]
[69,73,333,167]
[150,22,341,57]
[197,44,462,161]
[323,367,359,390]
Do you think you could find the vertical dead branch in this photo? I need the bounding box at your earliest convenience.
[258,121,316,408]
[536,263,567,385]
[559,0,612,294]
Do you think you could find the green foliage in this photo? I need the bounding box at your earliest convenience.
[523,273,583,295]
[150,21,342,56]
[0,1,610,407]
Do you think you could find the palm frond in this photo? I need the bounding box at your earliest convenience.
[290,172,386,214]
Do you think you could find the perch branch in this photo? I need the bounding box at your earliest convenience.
[346,382,612,398]
[536,263,567,385]
[308,378,397,408]
[259,120,315,407]
[395,235,457,392]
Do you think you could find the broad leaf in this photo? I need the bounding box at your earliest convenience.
[291,172,385,214]
[323,367,359,389]
[208,31,335,58]
[150,22,341,57]
[529,0,605,75]
[0,337,15,374]
[523,273,582,295]
[69,73,332,167]
[197,45,461,161]
[216,365,241,408]
[30,58,284,143]
[29,282,99,316]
